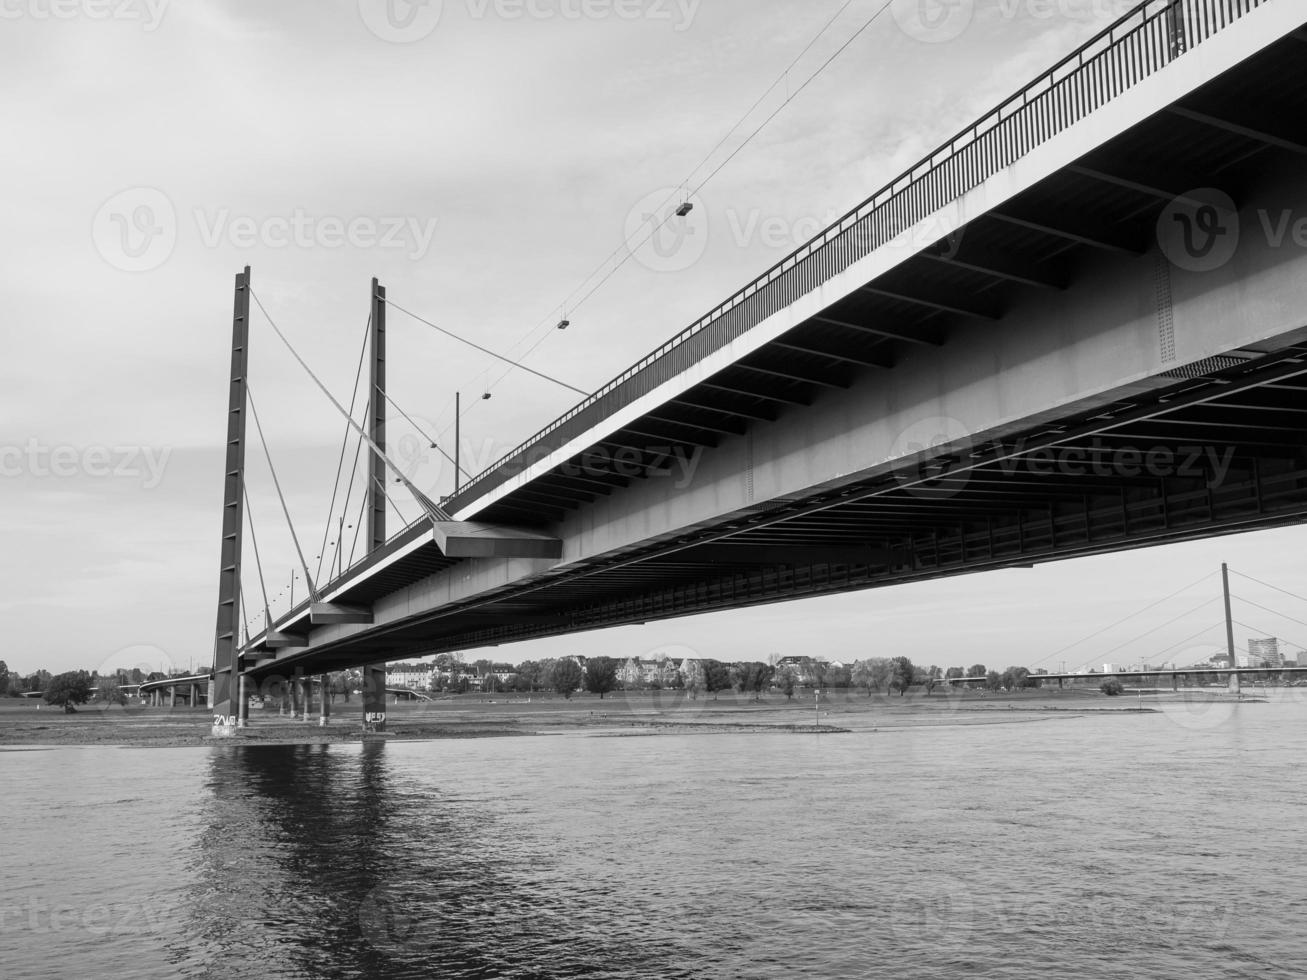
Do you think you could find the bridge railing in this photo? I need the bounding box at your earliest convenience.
[440,0,1267,513]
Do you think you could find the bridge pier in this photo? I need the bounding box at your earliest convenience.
[237,674,249,728]
[299,677,311,722]
[363,664,386,733]
[318,676,330,726]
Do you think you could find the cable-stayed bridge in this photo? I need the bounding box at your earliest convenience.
[209,0,1307,732]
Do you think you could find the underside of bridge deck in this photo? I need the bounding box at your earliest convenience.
[246,9,1307,679]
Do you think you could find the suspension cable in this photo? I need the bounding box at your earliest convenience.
[247,385,317,597]
[1095,596,1222,663]
[248,287,450,521]
[1229,568,1307,605]
[241,483,273,637]
[326,396,369,583]
[314,313,372,593]
[1036,570,1217,665]
[1230,594,1307,632]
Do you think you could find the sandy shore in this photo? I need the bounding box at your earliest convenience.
[0,686,1219,748]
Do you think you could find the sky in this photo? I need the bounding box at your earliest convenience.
[2,0,1305,680]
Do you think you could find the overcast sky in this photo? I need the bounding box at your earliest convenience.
[3,0,1305,679]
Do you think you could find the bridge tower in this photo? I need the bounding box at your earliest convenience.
[1223,562,1240,695]
[361,278,389,732]
[211,267,251,734]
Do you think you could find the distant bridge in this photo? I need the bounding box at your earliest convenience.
[210,1,1307,732]
[951,666,1307,689]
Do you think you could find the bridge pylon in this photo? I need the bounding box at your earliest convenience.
[210,267,251,736]
[363,277,389,733]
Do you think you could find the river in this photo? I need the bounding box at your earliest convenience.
[1,700,1303,979]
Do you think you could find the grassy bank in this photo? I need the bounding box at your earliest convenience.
[0,686,1204,748]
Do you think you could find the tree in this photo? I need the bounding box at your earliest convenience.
[827,665,852,689]
[44,671,92,710]
[966,664,987,678]
[683,661,703,700]
[945,667,964,681]
[890,657,916,696]
[552,659,582,699]
[984,670,1003,692]
[737,662,774,701]
[702,660,732,700]
[97,674,126,706]
[514,661,541,693]
[1100,678,1125,696]
[0,660,8,697]
[868,657,895,694]
[776,666,798,701]
[584,657,619,699]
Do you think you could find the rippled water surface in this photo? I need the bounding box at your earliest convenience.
[2,704,1305,979]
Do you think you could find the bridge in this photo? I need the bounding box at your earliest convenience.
[950,666,1307,689]
[209,0,1307,734]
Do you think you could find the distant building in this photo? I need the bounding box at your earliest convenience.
[1247,638,1283,668]
[1102,663,1120,675]
[386,662,431,689]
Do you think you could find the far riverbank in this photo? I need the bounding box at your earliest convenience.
[0,686,1256,748]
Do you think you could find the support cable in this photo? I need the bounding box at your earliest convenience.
[241,483,274,639]
[1095,596,1221,663]
[327,398,369,583]
[247,385,317,597]
[1037,570,1217,664]
[1231,620,1307,659]
[1228,569,1307,606]
[248,288,450,521]
[314,314,372,592]
[1229,594,1307,632]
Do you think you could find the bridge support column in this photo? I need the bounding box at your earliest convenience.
[210,267,251,738]
[362,664,387,733]
[300,677,311,722]
[169,687,176,709]
[319,676,330,726]
[238,674,249,728]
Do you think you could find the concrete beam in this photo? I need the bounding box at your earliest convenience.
[265,630,308,649]
[432,522,564,560]
[311,602,375,625]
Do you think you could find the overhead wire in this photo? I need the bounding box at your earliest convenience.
[477,0,875,400]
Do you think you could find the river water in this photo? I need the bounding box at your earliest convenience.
[1,701,1303,979]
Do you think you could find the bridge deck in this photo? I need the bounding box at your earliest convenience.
[247,0,1307,674]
